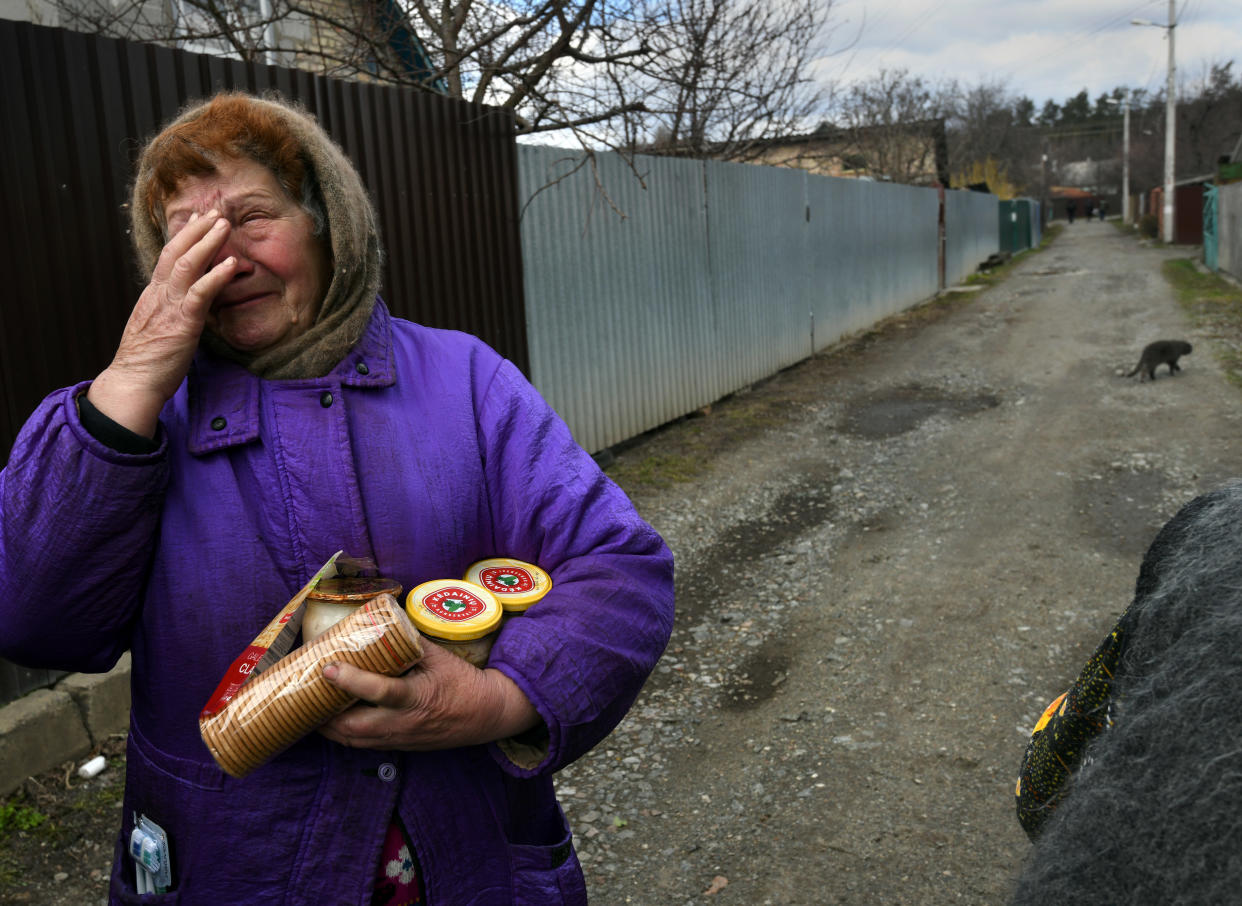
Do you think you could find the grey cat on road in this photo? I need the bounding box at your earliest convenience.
[1126,340,1192,381]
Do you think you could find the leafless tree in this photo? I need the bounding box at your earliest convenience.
[54,0,836,155]
[1178,60,1242,173]
[942,78,1046,196]
[828,68,953,184]
[613,0,836,160]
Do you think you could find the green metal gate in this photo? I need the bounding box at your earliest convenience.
[999,199,1034,253]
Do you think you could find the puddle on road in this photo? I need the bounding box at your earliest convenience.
[720,636,793,712]
[1022,267,1089,277]
[842,385,1000,438]
[671,463,838,623]
[653,461,839,709]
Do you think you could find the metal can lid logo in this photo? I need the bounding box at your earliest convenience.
[424,586,487,622]
[479,566,535,594]
[464,559,552,612]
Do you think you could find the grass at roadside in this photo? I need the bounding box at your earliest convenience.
[963,223,1065,290]
[1163,258,1242,387]
[0,803,47,834]
[604,388,802,490]
[0,798,53,885]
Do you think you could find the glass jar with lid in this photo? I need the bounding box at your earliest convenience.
[404,579,502,667]
[464,558,551,625]
[303,575,404,643]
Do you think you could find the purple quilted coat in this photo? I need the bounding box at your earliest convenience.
[0,301,675,905]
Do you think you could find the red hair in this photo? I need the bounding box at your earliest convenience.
[143,93,312,225]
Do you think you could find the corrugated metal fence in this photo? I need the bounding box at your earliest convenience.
[518,148,997,454]
[1216,182,1242,282]
[0,20,527,465]
[944,188,1000,287]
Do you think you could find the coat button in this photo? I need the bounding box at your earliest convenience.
[377,762,397,782]
[210,417,227,431]
[355,361,370,375]
[320,392,333,408]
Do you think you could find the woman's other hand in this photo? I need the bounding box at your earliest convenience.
[88,211,238,437]
[318,642,541,751]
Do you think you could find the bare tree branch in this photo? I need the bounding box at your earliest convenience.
[54,0,841,178]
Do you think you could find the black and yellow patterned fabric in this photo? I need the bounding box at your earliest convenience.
[1015,610,1132,839]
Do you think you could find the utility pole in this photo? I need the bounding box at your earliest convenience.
[1162,0,1176,243]
[1133,3,1177,242]
[260,0,277,65]
[1122,92,1130,224]
[1104,93,1131,224]
[1040,139,1049,229]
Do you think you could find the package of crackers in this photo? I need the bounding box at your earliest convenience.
[198,555,423,778]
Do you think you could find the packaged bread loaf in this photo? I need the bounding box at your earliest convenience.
[200,592,423,778]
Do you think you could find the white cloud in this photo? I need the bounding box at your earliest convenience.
[816,0,1241,107]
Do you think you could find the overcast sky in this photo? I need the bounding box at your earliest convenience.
[816,0,1242,110]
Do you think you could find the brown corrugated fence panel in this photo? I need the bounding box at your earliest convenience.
[0,19,527,465]
[0,20,526,705]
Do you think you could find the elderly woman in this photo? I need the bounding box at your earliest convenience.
[0,92,674,904]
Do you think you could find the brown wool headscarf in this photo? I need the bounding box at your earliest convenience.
[130,92,383,380]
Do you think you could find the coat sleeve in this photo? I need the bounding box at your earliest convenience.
[0,382,168,672]
[475,358,675,777]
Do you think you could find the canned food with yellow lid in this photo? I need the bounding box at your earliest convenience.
[405,580,502,667]
[303,575,403,642]
[463,559,552,614]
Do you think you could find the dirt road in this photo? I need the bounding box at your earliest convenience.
[5,220,1241,905]
[561,219,1242,904]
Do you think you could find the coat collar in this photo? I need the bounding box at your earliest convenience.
[186,299,396,455]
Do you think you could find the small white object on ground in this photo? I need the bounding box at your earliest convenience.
[77,755,106,778]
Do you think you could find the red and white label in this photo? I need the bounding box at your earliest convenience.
[478,566,535,595]
[200,644,267,718]
[423,586,488,621]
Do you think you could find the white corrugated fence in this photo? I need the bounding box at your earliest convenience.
[518,147,999,454]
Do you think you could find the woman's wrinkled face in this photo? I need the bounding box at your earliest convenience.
[163,156,331,356]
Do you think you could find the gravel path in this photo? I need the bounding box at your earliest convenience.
[4,221,1240,905]
[563,220,1242,904]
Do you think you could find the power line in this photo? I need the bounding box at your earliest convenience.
[870,1,951,68]
[996,0,1165,95]
[839,0,952,84]
[831,0,902,90]
[1177,0,1196,29]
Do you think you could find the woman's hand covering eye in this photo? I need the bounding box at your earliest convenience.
[87,211,239,437]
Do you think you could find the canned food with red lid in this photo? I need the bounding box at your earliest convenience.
[463,558,552,615]
[405,579,502,667]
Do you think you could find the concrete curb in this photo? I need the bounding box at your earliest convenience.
[0,654,131,797]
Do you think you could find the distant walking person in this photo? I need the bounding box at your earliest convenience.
[1067,200,1077,224]
[1099,200,1108,221]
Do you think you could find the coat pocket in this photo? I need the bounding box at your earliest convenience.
[127,720,227,791]
[108,819,182,905]
[507,818,587,905]
[117,721,326,900]
[113,879,183,904]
